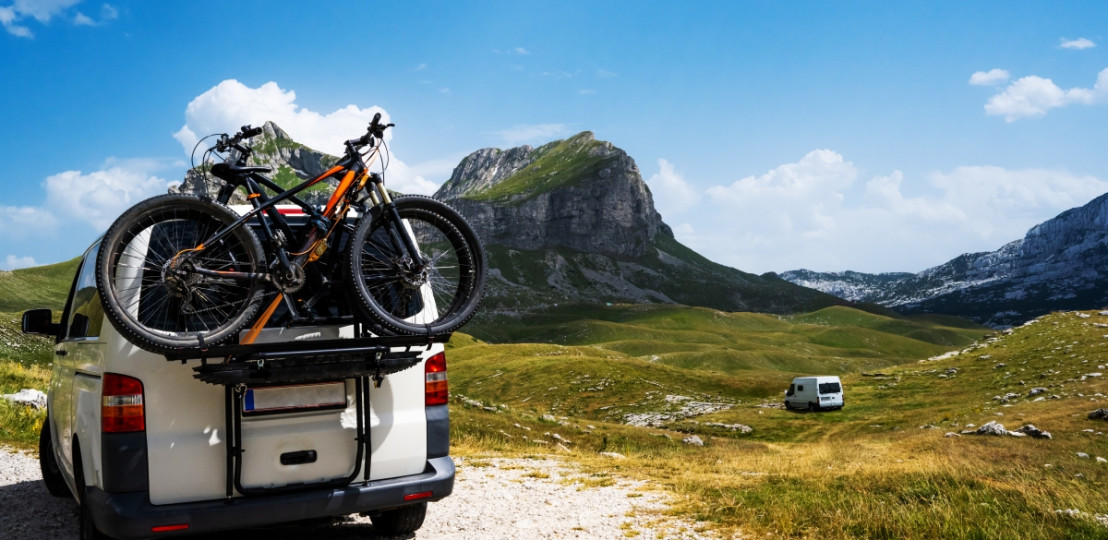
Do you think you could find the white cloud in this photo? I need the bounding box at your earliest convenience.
[984,68,1108,121]
[381,156,461,195]
[690,151,1108,274]
[12,0,81,22]
[44,158,173,230]
[514,47,530,55]
[174,79,446,195]
[969,69,1010,86]
[491,123,568,146]
[2,255,37,270]
[0,6,31,36]
[706,149,857,205]
[173,80,389,157]
[1060,37,1096,50]
[1,0,90,37]
[73,4,116,26]
[0,157,176,268]
[0,205,59,239]
[645,159,700,218]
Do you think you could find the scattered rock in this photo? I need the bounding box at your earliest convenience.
[1077,452,1090,459]
[1097,457,1107,464]
[1015,424,1052,439]
[1088,409,1108,420]
[599,452,626,460]
[1028,387,1049,397]
[961,420,1026,437]
[704,422,753,433]
[549,433,572,445]
[944,432,961,438]
[1,389,46,410]
[682,435,704,446]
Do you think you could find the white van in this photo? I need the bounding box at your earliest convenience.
[24,231,455,538]
[784,376,844,411]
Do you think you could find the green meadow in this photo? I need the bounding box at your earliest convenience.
[450,306,1108,539]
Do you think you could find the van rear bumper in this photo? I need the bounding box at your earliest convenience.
[87,456,455,539]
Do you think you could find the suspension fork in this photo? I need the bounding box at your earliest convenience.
[365,174,423,264]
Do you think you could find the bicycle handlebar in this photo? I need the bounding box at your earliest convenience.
[346,113,394,150]
[215,125,263,153]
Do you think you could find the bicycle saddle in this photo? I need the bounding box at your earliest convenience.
[210,162,273,182]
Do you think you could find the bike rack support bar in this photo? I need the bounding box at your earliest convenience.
[161,333,452,362]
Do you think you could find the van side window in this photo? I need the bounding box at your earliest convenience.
[818,382,841,394]
[65,251,104,339]
[797,385,804,392]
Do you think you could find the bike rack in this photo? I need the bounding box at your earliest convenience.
[161,333,450,385]
[159,332,451,498]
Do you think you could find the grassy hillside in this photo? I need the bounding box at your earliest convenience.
[0,257,79,313]
[449,309,1108,538]
[463,132,611,203]
[468,303,986,381]
[478,236,845,317]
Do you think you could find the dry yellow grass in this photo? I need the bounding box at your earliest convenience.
[450,310,1108,539]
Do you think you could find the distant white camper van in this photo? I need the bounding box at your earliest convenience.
[784,376,844,411]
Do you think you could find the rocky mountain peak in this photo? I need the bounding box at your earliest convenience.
[433,131,667,258]
[171,121,338,205]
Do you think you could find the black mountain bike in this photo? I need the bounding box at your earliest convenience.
[95,115,486,354]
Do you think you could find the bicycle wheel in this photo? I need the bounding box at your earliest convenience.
[347,196,486,336]
[96,194,267,353]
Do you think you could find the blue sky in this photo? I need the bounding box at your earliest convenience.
[2,1,1107,275]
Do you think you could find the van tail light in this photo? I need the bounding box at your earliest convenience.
[102,373,145,433]
[425,352,448,406]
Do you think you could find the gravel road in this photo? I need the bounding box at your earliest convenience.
[1,448,718,539]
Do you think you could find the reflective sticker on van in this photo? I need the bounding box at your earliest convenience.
[243,382,346,416]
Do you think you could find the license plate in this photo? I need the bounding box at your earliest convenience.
[243,382,347,416]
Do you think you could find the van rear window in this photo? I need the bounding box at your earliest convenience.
[819,382,841,394]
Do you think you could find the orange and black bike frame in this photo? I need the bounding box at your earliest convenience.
[187,140,389,343]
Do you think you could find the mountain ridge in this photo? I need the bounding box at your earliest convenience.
[782,191,1108,326]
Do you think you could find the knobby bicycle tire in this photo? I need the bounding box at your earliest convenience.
[347,196,486,336]
[96,194,267,354]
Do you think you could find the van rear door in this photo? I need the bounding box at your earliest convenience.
[125,326,429,505]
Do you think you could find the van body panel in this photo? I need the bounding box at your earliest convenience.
[35,226,455,536]
[368,364,428,480]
